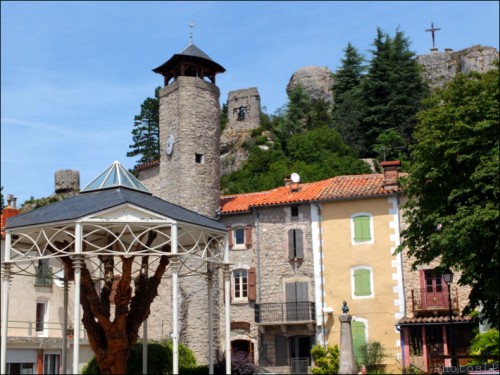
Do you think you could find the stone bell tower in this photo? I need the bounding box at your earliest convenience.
[152,42,225,218]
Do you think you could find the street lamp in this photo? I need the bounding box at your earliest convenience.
[443,268,458,367]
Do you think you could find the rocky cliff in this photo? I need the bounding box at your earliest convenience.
[418,45,498,90]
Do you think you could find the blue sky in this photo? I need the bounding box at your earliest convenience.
[1,1,499,205]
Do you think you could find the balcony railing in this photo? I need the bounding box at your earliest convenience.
[34,265,53,287]
[2,320,87,339]
[411,286,459,315]
[255,302,315,324]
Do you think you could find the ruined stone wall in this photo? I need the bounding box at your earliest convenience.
[220,88,261,176]
[418,45,499,90]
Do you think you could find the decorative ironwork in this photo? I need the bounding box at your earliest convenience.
[254,302,315,323]
[411,287,459,314]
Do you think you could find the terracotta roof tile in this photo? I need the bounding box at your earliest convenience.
[135,160,160,171]
[220,173,403,214]
[398,315,472,325]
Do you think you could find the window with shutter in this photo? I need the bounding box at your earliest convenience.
[353,215,372,243]
[248,268,257,301]
[353,268,372,297]
[288,229,304,259]
[352,320,367,360]
[233,269,248,301]
[245,225,252,248]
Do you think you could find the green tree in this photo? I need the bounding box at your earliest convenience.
[468,329,500,364]
[332,42,366,155]
[311,344,340,374]
[398,69,499,328]
[333,42,365,102]
[127,87,161,167]
[360,28,429,156]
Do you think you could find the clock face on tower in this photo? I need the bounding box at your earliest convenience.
[166,135,174,155]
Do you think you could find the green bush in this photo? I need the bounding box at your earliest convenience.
[468,329,500,364]
[356,342,385,372]
[81,339,197,374]
[311,344,340,374]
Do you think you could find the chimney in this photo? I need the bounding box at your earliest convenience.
[380,160,401,190]
[284,173,301,192]
[1,194,21,231]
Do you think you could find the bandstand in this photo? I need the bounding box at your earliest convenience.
[1,161,231,374]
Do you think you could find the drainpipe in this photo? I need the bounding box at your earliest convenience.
[255,208,262,304]
[314,203,327,348]
[395,194,407,318]
[396,325,406,374]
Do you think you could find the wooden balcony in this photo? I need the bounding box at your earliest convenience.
[411,286,459,316]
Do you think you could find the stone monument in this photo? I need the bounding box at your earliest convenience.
[338,301,358,374]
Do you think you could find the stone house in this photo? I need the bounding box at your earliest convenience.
[398,242,474,373]
[219,177,327,373]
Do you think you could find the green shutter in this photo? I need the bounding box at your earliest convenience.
[354,215,371,242]
[352,320,367,360]
[354,268,371,296]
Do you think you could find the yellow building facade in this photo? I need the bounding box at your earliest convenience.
[317,162,405,368]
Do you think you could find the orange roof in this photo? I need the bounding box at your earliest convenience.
[318,174,398,200]
[220,173,402,214]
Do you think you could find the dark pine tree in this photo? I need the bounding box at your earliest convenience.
[127,87,161,167]
[332,42,366,155]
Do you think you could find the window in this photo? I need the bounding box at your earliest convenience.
[291,206,299,217]
[352,267,373,298]
[352,214,373,243]
[44,354,60,375]
[227,225,252,249]
[36,300,47,333]
[35,259,52,287]
[235,228,245,245]
[233,269,248,300]
[195,153,204,164]
[7,363,34,374]
[288,229,304,260]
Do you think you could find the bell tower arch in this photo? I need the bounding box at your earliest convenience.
[152,43,225,218]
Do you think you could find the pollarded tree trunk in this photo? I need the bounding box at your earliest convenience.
[55,233,170,374]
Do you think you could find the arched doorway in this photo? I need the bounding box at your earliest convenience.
[231,340,254,363]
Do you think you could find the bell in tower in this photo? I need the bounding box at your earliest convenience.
[151,42,225,218]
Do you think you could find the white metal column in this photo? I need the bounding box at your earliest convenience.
[72,222,83,375]
[62,275,69,374]
[171,223,179,375]
[208,270,214,374]
[224,235,231,374]
[0,232,12,375]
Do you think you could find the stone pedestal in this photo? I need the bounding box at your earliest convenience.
[338,314,358,374]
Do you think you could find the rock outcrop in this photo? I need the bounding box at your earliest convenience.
[418,45,499,90]
[286,66,335,105]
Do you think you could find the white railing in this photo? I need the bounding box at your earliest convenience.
[2,320,87,339]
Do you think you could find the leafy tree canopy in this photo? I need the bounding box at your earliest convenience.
[398,68,499,328]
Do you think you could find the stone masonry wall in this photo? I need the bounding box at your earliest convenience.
[157,76,221,219]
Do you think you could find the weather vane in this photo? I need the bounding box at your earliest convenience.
[426,22,441,49]
[189,21,195,43]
